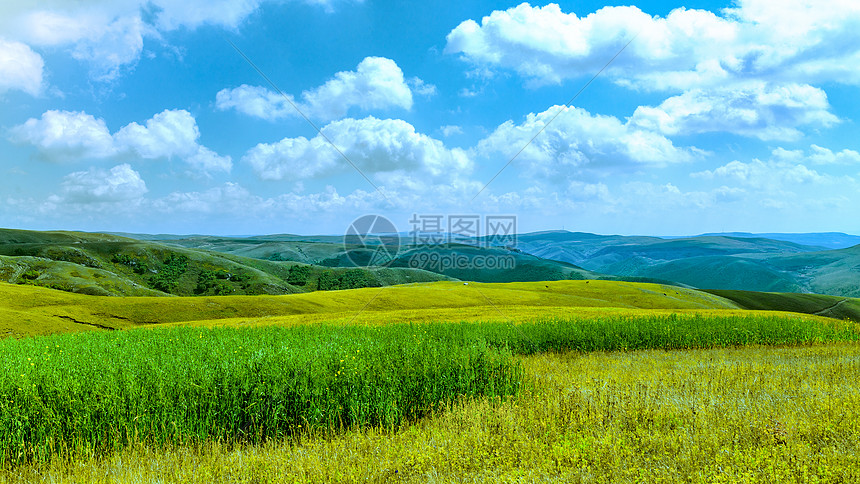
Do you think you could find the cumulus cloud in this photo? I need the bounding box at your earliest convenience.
[445,1,860,90]
[693,159,831,190]
[57,164,148,204]
[440,125,464,137]
[0,38,44,96]
[0,0,354,87]
[408,77,437,97]
[10,109,231,174]
[629,82,839,141]
[566,180,612,202]
[10,110,117,161]
[476,105,702,182]
[243,116,471,181]
[152,183,384,218]
[4,6,151,82]
[619,181,746,209]
[217,57,418,122]
[773,145,860,165]
[114,109,200,159]
[215,85,296,121]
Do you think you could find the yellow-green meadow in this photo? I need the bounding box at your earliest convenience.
[1,280,858,481]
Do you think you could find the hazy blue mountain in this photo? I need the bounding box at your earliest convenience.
[695,232,860,249]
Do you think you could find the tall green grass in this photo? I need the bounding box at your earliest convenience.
[451,313,860,354]
[1,313,858,466]
[0,325,520,466]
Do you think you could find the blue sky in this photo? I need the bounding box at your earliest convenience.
[1,0,859,236]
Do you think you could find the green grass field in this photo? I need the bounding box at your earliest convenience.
[1,278,859,481]
[2,311,857,468]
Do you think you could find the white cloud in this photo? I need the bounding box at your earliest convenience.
[772,145,860,166]
[150,183,389,222]
[0,38,44,96]
[215,85,297,121]
[302,56,413,120]
[10,110,117,161]
[5,7,150,82]
[620,181,746,209]
[566,180,612,202]
[185,147,233,175]
[407,77,437,97]
[58,163,147,203]
[10,109,231,174]
[0,0,353,87]
[445,1,860,90]
[147,0,266,31]
[440,125,464,137]
[114,109,200,159]
[477,105,701,181]
[217,56,416,122]
[243,135,337,180]
[152,182,262,214]
[807,145,860,165]
[693,159,831,190]
[69,15,148,81]
[243,116,472,181]
[629,82,839,141]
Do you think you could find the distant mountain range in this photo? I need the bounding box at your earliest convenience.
[511,231,860,296]
[2,228,859,298]
[692,232,860,250]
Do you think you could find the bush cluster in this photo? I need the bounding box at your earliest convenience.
[110,254,149,275]
[317,269,379,291]
[286,265,311,286]
[148,253,188,294]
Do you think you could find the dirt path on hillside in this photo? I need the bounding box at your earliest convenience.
[813,299,849,316]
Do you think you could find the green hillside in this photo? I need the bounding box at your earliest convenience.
[0,229,451,297]
[160,235,349,264]
[150,234,614,284]
[604,255,805,293]
[0,278,747,338]
[509,231,860,297]
[706,289,860,321]
[512,231,821,269]
[386,244,601,282]
[606,245,860,297]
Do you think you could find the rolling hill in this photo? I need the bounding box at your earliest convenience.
[6,228,858,298]
[507,231,860,297]
[149,234,618,284]
[705,289,860,321]
[0,229,451,297]
[0,279,747,338]
[697,232,860,249]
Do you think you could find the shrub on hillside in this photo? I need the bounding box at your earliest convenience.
[149,253,188,294]
[317,269,379,291]
[111,253,149,274]
[287,265,311,286]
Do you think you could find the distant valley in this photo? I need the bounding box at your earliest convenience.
[1,227,859,299]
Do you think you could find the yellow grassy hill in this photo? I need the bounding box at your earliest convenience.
[1,279,752,338]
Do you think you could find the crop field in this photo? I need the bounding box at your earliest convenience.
[1,299,859,480]
[33,342,855,484]
[0,280,859,481]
